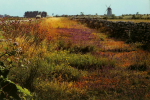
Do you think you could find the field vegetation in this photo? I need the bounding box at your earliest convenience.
[0,17,150,100]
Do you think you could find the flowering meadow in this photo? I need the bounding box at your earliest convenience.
[0,17,150,100]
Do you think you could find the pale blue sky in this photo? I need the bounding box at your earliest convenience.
[0,0,149,17]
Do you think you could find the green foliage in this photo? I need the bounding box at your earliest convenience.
[10,55,87,84]
[0,40,32,99]
[47,64,87,81]
[0,61,32,100]
[46,51,116,70]
[67,53,115,70]
[35,81,89,100]
[9,49,115,99]
[9,56,88,99]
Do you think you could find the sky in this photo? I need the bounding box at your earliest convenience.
[0,0,149,17]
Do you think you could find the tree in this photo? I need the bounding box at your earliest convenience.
[24,11,48,18]
[111,14,116,19]
[80,12,84,15]
[41,11,47,17]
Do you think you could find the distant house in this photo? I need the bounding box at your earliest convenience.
[36,15,41,19]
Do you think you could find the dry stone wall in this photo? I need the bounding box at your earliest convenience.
[73,18,150,44]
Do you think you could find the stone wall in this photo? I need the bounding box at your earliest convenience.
[73,18,150,44]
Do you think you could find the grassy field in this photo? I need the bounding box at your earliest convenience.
[0,17,150,100]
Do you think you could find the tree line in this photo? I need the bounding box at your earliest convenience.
[24,11,47,18]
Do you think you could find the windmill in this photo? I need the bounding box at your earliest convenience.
[105,5,112,16]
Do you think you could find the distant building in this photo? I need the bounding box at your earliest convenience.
[36,15,41,19]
